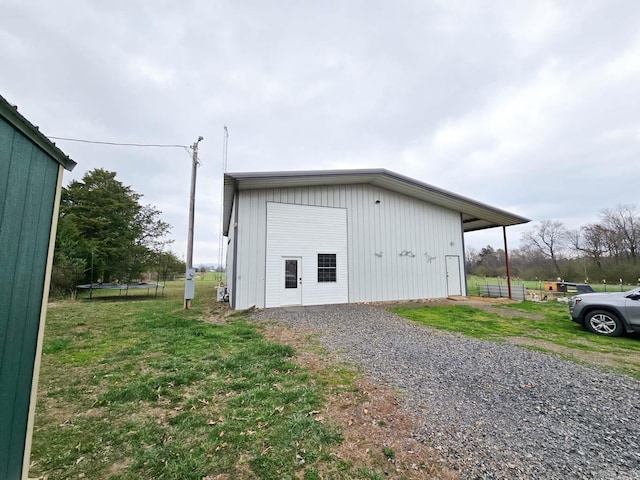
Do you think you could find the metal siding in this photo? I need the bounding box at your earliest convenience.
[233,191,246,308]
[255,190,268,308]
[235,190,264,309]
[231,183,465,308]
[265,202,348,308]
[346,184,464,302]
[0,123,59,480]
[225,198,236,306]
[346,187,360,300]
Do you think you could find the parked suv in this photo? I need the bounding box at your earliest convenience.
[569,288,640,336]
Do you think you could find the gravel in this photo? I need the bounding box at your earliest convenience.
[252,303,640,479]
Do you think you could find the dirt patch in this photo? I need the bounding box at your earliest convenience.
[367,296,518,309]
[260,323,458,479]
[47,301,66,309]
[205,303,235,324]
[107,458,133,475]
[469,305,544,320]
[371,296,545,320]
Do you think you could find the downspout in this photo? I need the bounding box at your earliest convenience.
[231,190,239,309]
[503,226,512,300]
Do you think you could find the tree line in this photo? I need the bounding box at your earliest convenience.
[467,204,640,284]
[51,168,186,296]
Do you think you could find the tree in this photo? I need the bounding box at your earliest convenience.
[51,215,88,296]
[568,224,608,270]
[521,220,569,276]
[54,169,172,289]
[600,204,640,259]
[125,204,172,283]
[156,251,186,282]
[509,245,550,280]
[477,245,506,277]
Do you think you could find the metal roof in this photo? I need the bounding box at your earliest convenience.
[223,169,530,235]
[0,94,76,171]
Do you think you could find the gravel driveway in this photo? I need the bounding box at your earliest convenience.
[252,303,640,479]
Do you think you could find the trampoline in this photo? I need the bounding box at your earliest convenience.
[76,282,166,299]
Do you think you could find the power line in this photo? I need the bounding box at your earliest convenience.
[48,135,189,149]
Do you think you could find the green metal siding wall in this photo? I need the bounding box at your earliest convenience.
[0,115,59,479]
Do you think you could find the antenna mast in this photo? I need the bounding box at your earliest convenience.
[217,126,229,285]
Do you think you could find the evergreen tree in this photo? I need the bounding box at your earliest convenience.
[53,169,172,291]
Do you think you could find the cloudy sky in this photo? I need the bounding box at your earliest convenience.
[2,1,640,265]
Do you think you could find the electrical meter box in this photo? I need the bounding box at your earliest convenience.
[184,268,196,300]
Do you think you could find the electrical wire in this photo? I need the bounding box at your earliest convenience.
[48,135,189,149]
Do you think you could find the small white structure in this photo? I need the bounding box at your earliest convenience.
[223,169,529,310]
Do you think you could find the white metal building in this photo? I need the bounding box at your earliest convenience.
[223,169,529,310]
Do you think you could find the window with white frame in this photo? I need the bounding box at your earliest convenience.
[317,254,336,282]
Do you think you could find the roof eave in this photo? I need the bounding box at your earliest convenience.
[222,174,237,236]
[0,94,76,172]
[222,169,530,235]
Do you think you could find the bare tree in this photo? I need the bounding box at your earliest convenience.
[568,224,608,269]
[600,204,640,259]
[521,220,569,276]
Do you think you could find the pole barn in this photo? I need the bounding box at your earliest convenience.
[0,94,76,480]
[223,169,530,310]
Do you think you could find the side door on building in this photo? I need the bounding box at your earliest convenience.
[281,256,302,306]
[445,255,462,296]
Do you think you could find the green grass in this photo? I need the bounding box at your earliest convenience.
[31,278,385,479]
[391,301,640,379]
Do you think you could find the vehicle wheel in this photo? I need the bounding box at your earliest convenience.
[584,310,624,337]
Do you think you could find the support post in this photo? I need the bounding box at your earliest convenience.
[503,226,512,300]
[89,251,94,299]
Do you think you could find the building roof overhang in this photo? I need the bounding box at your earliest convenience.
[0,94,76,172]
[223,169,529,236]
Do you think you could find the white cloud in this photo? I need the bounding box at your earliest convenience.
[502,1,566,55]
[603,33,640,81]
[125,56,177,87]
[3,0,640,262]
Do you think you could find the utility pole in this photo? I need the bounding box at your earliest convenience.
[184,136,203,309]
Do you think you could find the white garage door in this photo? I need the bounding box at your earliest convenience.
[265,202,348,307]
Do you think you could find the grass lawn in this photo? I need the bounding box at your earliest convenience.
[40,272,638,478]
[33,278,405,480]
[392,300,640,379]
[467,275,637,294]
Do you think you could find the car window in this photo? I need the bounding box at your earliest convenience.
[576,285,594,293]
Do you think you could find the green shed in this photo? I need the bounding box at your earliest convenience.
[0,94,76,480]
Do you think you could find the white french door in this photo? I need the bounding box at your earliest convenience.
[281,256,302,305]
